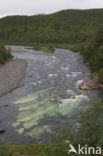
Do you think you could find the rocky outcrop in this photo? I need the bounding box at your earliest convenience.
[79,75,101,90]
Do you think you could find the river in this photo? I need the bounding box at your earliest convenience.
[0,46,99,144]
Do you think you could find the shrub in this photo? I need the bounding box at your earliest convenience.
[0,44,12,64]
[99,69,103,84]
[0,140,11,156]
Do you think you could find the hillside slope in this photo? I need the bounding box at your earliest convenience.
[0,9,103,44]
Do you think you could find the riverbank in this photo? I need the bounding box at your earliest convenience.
[79,74,102,90]
[0,58,27,97]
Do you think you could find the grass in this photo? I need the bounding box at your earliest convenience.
[10,144,44,156]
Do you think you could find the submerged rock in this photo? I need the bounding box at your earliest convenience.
[0,129,5,133]
[4,105,8,107]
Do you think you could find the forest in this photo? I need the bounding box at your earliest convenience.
[0,9,103,45]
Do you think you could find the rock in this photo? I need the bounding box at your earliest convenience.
[70,94,80,99]
[0,129,5,133]
[79,75,101,90]
[73,122,81,130]
[79,82,91,90]
[29,74,33,77]
[4,105,8,107]
[77,58,83,63]
[50,97,58,102]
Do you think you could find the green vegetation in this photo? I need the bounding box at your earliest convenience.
[0,100,103,156]
[33,43,54,53]
[99,69,103,84]
[0,8,103,156]
[0,140,11,156]
[0,9,103,46]
[0,44,12,64]
[68,29,103,84]
[80,30,103,72]
[40,46,54,53]
[10,144,44,156]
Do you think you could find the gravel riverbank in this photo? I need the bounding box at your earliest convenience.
[0,58,27,96]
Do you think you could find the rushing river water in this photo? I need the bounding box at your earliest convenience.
[0,46,99,144]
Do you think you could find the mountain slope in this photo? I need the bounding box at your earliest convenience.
[0,9,103,44]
